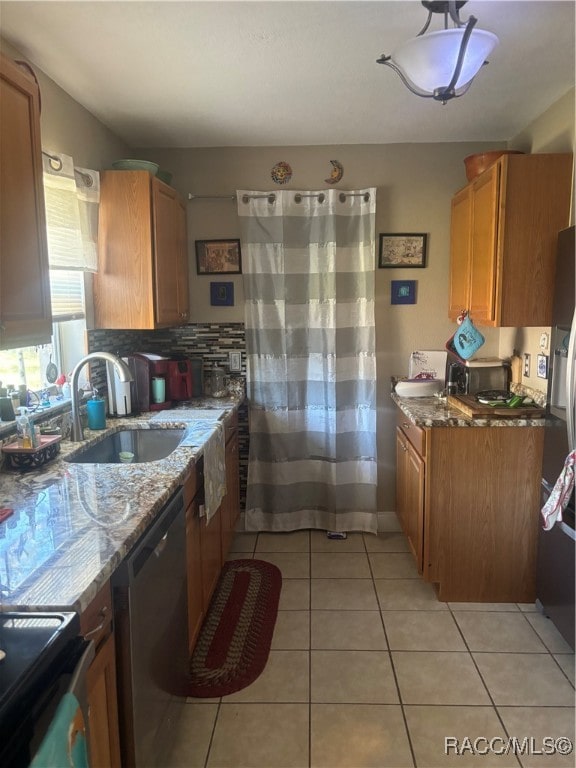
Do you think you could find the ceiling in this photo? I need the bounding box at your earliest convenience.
[0,1,574,148]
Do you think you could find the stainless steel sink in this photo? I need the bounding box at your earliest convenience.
[65,428,186,464]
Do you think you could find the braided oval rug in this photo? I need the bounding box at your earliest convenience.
[186,559,282,698]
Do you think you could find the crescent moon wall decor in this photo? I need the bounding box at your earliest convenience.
[325,159,344,184]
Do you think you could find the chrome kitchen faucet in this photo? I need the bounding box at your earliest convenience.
[69,352,133,441]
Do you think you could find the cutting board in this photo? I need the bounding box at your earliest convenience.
[448,394,546,418]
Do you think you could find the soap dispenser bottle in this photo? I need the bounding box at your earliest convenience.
[86,390,106,430]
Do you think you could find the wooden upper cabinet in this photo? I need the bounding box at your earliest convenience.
[152,181,189,325]
[448,185,472,319]
[0,53,52,349]
[94,171,189,329]
[468,165,500,324]
[448,153,573,327]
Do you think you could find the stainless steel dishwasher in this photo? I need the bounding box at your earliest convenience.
[113,487,188,767]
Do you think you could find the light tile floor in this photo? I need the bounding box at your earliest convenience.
[168,530,575,768]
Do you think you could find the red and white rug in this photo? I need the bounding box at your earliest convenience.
[186,559,282,698]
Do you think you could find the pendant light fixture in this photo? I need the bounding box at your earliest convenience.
[376,0,499,104]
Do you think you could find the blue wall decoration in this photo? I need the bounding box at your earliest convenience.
[391,280,417,305]
[210,282,234,307]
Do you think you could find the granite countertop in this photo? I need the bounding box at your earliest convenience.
[0,396,241,614]
[391,393,548,428]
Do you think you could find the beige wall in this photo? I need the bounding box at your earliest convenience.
[139,143,504,511]
[509,88,575,155]
[1,39,131,169]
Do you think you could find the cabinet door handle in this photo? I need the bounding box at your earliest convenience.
[84,606,108,640]
[402,422,411,430]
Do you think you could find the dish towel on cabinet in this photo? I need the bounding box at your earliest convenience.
[541,449,575,530]
[203,422,227,523]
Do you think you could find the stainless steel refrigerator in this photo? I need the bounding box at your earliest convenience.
[536,225,575,649]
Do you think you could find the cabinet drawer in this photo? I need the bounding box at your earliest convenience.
[396,411,426,457]
[80,580,113,648]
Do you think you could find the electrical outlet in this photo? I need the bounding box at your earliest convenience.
[523,353,531,377]
[229,351,242,373]
[539,332,549,350]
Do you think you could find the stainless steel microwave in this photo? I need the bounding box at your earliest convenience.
[446,354,511,395]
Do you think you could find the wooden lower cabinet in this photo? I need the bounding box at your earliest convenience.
[396,406,544,602]
[85,633,121,768]
[185,412,241,652]
[220,424,240,562]
[184,462,225,651]
[80,581,121,768]
[185,467,204,653]
[200,508,222,611]
[396,426,425,574]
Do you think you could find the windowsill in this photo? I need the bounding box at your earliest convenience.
[0,398,73,440]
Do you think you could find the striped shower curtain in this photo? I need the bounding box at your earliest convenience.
[238,188,377,533]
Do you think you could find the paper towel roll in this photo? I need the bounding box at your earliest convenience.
[551,352,567,408]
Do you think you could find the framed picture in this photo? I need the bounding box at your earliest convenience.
[537,353,549,379]
[210,282,234,307]
[378,233,428,268]
[391,280,417,305]
[196,239,242,274]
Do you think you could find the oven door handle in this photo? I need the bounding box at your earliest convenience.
[69,640,95,699]
[558,520,576,541]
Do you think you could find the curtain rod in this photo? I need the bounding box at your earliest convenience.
[188,194,236,201]
[42,150,63,170]
[188,191,371,203]
[41,150,94,186]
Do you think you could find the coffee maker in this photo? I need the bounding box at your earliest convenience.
[125,354,204,412]
[126,353,172,412]
[167,358,195,402]
[106,358,133,416]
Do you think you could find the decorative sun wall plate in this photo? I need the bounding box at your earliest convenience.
[271,161,292,184]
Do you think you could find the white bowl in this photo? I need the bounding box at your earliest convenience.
[395,379,443,397]
[111,159,159,175]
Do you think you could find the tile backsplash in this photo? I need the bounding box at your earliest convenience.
[87,323,248,509]
[87,322,246,380]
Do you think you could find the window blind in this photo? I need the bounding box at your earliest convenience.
[42,151,99,321]
[49,270,85,321]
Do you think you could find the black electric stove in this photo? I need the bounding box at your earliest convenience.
[0,612,82,765]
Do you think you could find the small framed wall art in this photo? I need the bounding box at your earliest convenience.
[196,239,242,274]
[391,280,417,305]
[378,233,428,268]
[537,353,549,379]
[210,282,234,307]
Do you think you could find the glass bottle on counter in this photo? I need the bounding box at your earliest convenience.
[211,366,228,398]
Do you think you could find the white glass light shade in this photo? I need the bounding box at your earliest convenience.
[392,28,499,92]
